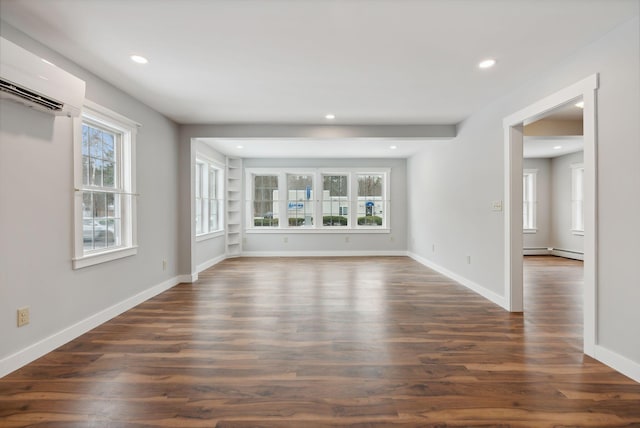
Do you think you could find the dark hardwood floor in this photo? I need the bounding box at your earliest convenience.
[1,256,639,427]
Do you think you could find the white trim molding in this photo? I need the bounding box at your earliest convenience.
[550,248,584,261]
[503,74,598,357]
[242,250,407,258]
[408,252,507,310]
[196,254,227,273]
[0,276,182,378]
[594,345,640,383]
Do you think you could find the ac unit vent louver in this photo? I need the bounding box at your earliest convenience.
[0,37,85,117]
[0,78,64,112]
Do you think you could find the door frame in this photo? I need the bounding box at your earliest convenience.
[502,74,598,356]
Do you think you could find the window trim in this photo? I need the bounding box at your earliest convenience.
[72,100,139,269]
[195,154,225,240]
[571,163,585,235]
[245,167,391,233]
[523,169,537,232]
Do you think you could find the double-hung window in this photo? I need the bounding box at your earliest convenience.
[73,101,138,269]
[286,174,314,227]
[523,169,537,232]
[322,174,349,227]
[195,158,224,238]
[357,174,385,227]
[571,163,585,235]
[246,168,390,232]
[253,175,279,227]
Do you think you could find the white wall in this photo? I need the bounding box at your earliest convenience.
[242,158,407,255]
[408,17,640,369]
[551,151,584,255]
[523,158,551,250]
[523,152,584,257]
[0,24,182,373]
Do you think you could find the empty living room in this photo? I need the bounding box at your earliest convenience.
[1,0,639,426]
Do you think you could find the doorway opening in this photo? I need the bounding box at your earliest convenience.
[522,98,585,350]
[503,74,598,356]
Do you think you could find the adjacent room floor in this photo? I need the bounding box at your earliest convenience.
[1,256,638,427]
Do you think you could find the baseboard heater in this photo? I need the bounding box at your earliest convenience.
[524,247,584,260]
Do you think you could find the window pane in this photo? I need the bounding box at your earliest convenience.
[103,161,115,187]
[102,132,115,161]
[357,175,383,226]
[209,199,218,231]
[254,175,279,227]
[195,163,202,198]
[89,127,102,158]
[323,175,348,226]
[209,168,217,199]
[82,192,94,250]
[287,174,313,227]
[82,156,90,186]
[195,198,203,234]
[93,191,107,218]
[81,124,90,156]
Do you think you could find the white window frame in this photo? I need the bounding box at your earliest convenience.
[245,167,390,233]
[195,156,225,240]
[285,171,316,228]
[321,172,351,229]
[571,163,585,235]
[72,100,139,269]
[523,169,537,233]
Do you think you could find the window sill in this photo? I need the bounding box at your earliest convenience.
[571,230,585,236]
[246,228,390,234]
[73,246,138,269]
[523,229,538,234]
[196,230,225,242]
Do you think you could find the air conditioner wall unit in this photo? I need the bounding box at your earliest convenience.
[0,36,85,117]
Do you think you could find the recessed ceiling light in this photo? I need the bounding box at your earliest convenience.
[390,145,398,150]
[325,114,335,120]
[553,145,562,150]
[236,145,244,149]
[130,55,148,64]
[478,59,496,69]
[575,101,584,108]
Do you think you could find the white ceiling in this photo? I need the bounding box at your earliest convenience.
[1,0,637,127]
[523,136,584,159]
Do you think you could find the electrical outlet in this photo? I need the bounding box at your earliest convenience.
[390,236,395,242]
[17,307,29,327]
[432,244,435,253]
[283,237,288,243]
[162,260,167,271]
[345,236,350,243]
[467,255,471,264]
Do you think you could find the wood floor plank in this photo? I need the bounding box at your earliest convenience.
[1,255,639,427]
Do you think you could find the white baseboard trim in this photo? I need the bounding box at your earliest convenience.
[408,252,507,310]
[196,254,226,273]
[594,345,640,383]
[522,247,584,261]
[177,273,198,283]
[523,248,551,256]
[241,250,408,257]
[550,249,584,261]
[0,276,183,378]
